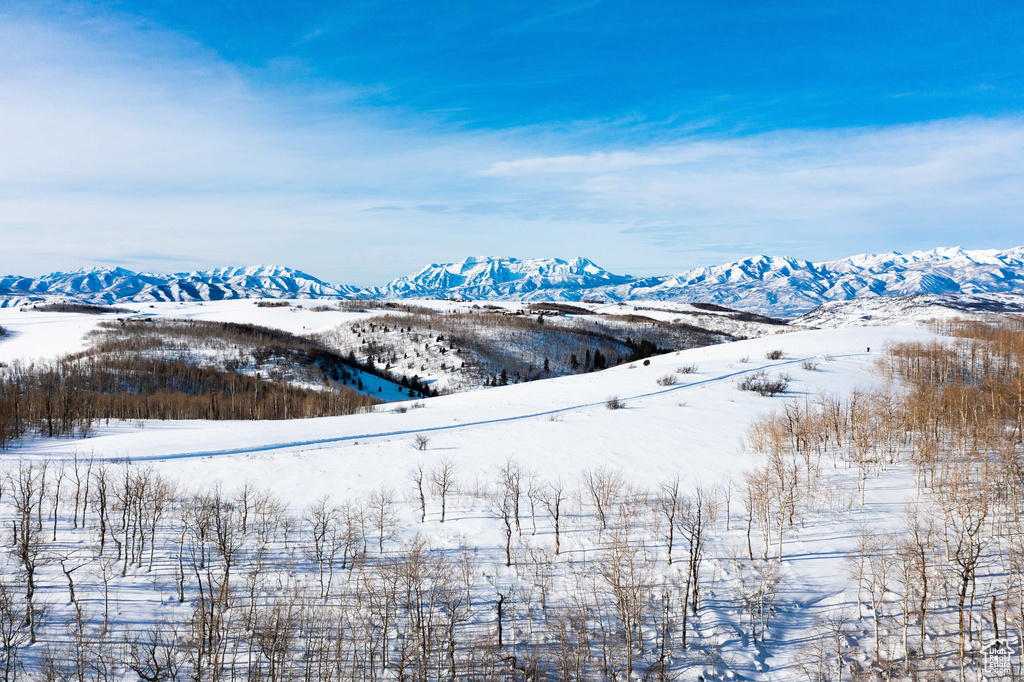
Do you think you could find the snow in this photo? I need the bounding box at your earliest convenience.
[0,307,109,364]
[7,320,908,486]
[0,297,1007,680]
[378,247,1024,317]
[792,292,1024,328]
[0,299,395,365]
[12,326,927,499]
[378,255,636,299]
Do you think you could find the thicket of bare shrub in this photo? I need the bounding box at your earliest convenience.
[28,302,131,315]
[737,370,790,396]
[605,396,624,409]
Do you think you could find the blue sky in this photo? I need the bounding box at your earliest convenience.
[1,0,1022,284]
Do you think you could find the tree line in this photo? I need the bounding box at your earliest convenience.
[0,355,380,448]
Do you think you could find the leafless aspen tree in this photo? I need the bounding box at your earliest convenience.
[541,477,567,555]
[49,459,66,542]
[491,485,515,568]
[581,464,623,535]
[8,461,47,643]
[657,474,682,565]
[123,622,186,682]
[499,457,523,536]
[860,530,895,667]
[0,580,28,682]
[368,486,397,553]
[733,555,781,643]
[304,495,341,597]
[430,456,458,523]
[408,461,428,522]
[525,468,542,535]
[599,524,655,677]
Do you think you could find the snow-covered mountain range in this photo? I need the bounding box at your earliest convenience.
[4,247,1024,317]
[605,246,1024,316]
[0,265,361,308]
[376,256,636,299]
[378,248,1024,316]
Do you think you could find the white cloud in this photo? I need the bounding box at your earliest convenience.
[480,120,1024,214]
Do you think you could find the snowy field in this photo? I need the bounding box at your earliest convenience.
[10,325,911,497]
[0,304,1015,680]
[0,300,386,365]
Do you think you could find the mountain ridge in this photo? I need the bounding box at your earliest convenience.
[4,247,1024,317]
[0,265,361,307]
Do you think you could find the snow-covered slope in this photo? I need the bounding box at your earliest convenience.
[4,323,942,680]
[791,291,1024,328]
[0,265,361,307]
[3,299,1022,679]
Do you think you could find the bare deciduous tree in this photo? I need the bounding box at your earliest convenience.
[541,477,568,555]
[408,462,428,523]
[430,456,458,524]
[581,465,623,535]
[368,486,397,554]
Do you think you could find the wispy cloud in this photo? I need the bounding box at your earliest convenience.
[476,118,1024,248]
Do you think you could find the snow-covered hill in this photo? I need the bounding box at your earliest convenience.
[0,265,361,307]
[2,297,1023,679]
[791,291,1024,328]
[0,322,950,680]
[5,247,1024,317]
